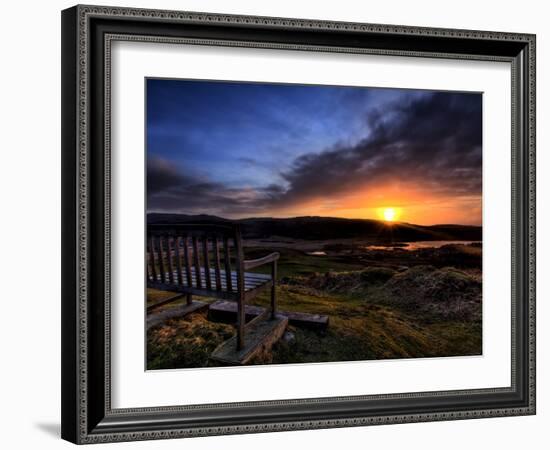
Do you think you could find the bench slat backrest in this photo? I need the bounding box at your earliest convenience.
[147,223,243,294]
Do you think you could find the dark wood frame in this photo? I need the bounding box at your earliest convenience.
[61,5,536,444]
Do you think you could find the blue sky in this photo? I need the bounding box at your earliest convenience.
[146,79,482,225]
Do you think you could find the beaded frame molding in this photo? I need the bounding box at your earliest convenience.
[61,4,536,444]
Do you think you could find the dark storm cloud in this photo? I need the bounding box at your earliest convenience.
[273,91,482,206]
[147,90,482,215]
[147,157,265,215]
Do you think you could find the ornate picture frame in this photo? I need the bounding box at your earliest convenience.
[61,5,535,444]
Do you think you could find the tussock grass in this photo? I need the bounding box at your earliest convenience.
[287,267,396,294]
[384,265,482,321]
[147,314,234,369]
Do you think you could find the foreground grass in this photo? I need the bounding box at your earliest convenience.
[147,281,481,368]
[148,314,234,369]
[147,245,482,369]
[253,282,481,364]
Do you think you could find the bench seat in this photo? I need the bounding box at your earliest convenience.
[149,267,273,301]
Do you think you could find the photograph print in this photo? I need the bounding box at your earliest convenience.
[145,78,483,370]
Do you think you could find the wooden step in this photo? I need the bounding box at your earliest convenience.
[147,301,208,330]
[208,301,265,323]
[208,300,329,330]
[209,315,288,365]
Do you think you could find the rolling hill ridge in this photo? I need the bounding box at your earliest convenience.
[147,213,481,242]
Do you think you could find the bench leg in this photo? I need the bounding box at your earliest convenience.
[237,293,245,350]
[271,261,277,320]
[186,294,192,305]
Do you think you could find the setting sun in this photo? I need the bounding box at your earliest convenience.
[383,207,397,222]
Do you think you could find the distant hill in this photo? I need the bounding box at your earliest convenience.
[147,213,481,242]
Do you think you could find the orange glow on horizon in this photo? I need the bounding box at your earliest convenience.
[321,182,481,225]
[232,180,481,226]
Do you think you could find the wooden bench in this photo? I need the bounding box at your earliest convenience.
[147,223,280,351]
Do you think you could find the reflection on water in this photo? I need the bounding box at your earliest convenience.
[365,241,481,251]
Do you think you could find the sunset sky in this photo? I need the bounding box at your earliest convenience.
[146,79,482,226]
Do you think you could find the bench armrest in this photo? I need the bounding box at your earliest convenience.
[243,252,280,270]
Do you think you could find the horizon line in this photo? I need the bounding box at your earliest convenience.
[146,211,482,228]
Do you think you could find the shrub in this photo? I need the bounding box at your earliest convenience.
[384,265,481,321]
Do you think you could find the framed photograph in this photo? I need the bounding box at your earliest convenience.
[61,5,536,444]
